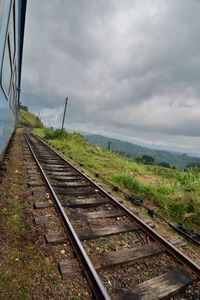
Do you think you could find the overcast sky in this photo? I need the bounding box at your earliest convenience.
[21,0,200,155]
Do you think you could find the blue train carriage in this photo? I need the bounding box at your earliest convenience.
[0,0,26,164]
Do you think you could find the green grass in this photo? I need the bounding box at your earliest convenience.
[18,109,43,128]
[33,128,200,232]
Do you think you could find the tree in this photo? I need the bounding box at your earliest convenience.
[107,141,112,151]
[185,162,200,171]
[159,162,171,168]
[119,151,126,156]
[19,101,28,112]
[142,155,154,164]
[135,156,142,163]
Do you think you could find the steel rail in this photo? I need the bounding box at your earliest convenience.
[128,195,200,246]
[24,134,110,300]
[31,132,200,279]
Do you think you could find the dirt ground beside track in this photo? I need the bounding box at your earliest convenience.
[0,129,91,300]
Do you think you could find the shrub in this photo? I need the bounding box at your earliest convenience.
[158,162,171,168]
[43,128,69,139]
[143,155,154,164]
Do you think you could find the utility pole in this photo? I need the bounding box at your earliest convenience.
[61,97,68,134]
[37,112,40,127]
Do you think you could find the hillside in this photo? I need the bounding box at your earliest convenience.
[85,134,200,169]
[18,109,43,128]
[33,128,200,233]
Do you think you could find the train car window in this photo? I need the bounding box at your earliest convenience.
[9,4,15,62]
[1,38,12,97]
[10,71,14,110]
[10,66,18,115]
[0,0,6,34]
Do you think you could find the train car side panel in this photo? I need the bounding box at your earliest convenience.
[0,0,26,162]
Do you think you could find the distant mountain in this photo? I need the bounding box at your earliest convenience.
[84,134,200,169]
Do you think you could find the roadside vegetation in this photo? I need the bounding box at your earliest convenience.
[33,128,200,233]
[18,109,43,128]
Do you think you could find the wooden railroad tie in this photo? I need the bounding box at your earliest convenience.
[113,267,192,299]
[61,197,108,208]
[34,216,48,225]
[77,223,139,240]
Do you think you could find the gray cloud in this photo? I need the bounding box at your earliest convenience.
[21,0,200,153]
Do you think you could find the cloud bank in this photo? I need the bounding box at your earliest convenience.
[21,0,200,154]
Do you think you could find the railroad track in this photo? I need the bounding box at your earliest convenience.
[24,131,200,299]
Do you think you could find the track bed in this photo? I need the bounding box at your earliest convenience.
[24,131,200,299]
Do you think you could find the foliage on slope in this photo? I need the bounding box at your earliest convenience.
[85,134,200,169]
[34,128,200,232]
[18,109,43,128]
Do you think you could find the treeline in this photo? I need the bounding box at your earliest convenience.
[18,102,43,128]
[85,135,200,170]
[19,101,28,112]
[116,150,200,171]
[117,151,173,169]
